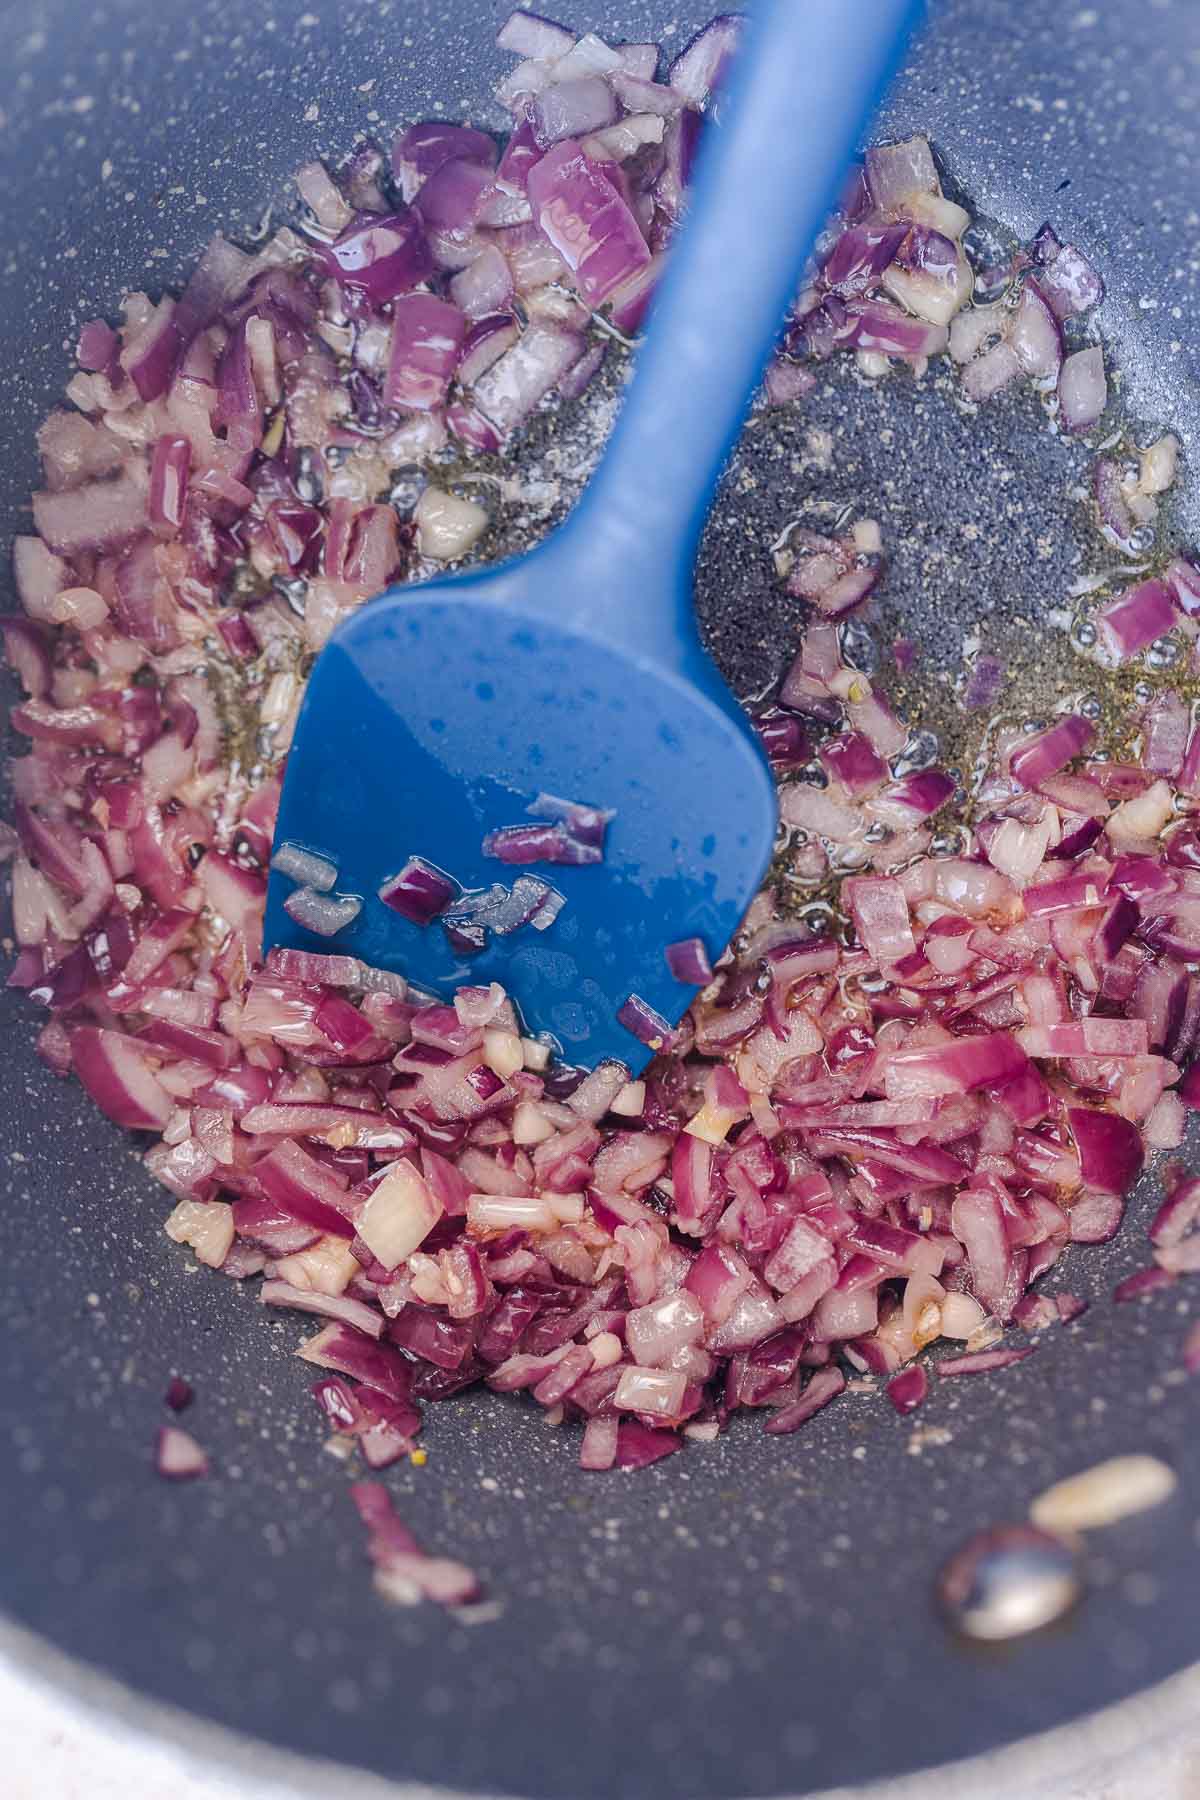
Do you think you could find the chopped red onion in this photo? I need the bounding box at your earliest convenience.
[471,322,586,435]
[164,1376,194,1412]
[1008,280,1062,380]
[534,77,618,145]
[665,937,713,986]
[669,13,743,105]
[753,707,812,768]
[385,294,467,411]
[1034,232,1105,320]
[937,1347,1035,1379]
[527,791,614,849]
[77,318,119,372]
[567,1059,630,1122]
[887,1364,928,1414]
[614,1420,682,1469]
[460,311,521,388]
[33,474,148,557]
[283,889,362,937]
[1009,714,1094,788]
[1165,555,1200,618]
[1093,457,1137,545]
[614,1364,686,1416]
[392,122,498,205]
[318,211,433,307]
[1058,344,1107,434]
[1095,579,1179,664]
[526,140,651,308]
[71,1026,174,1129]
[271,843,338,892]
[122,297,182,403]
[295,160,354,233]
[530,885,566,931]
[482,823,601,866]
[452,256,516,326]
[10,21,1198,1540]
[1,619,53,701]
[496,9,576,60]
[580,1413,620,1470]
[820,729,888,794]
[156,1424,209,1480]
[617,994,675,1052]
[261,1280,386,1337]
[1068,1189,1127,1244]
[149,435,191,535]
[378,857,459,925]
[352,1482,479,1608]
[845,875,916,965]
[763,1365,846,1435]
[961,340,1021,403]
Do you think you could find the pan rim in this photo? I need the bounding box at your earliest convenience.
[0,1610,1196,1800]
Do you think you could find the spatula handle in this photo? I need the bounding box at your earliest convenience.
[550,0,925,654]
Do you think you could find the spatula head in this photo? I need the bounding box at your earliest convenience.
[264,575,777,1073]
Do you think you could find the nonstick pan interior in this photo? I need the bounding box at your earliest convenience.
[0,3,1198,1797]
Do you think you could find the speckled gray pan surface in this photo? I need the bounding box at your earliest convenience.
[0,2,1199,1797]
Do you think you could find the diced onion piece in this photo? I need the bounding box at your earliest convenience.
[589,1332,623,1370]
[1107,778,1174,846]
[483,1028,524,1079]
[283,889,362,937]
[415,487,489,560]
[512,1101,556,1145]
[617,993,674,1051]
[1058,344,1107,433]
[271,842,337,892]
[614,1365,686,1417]
[72,1026,174,1130]
[358,1161,443,1269]
[472,322,585,435]
[467,1193,558,1232]
[669,13,743,104]
[1096,581,1179,665]
[260,1280,386,1338]
[626,1292,704,1368]
[496,9,575,59]
[845,875,915,964]
[579,1414,620,1470]
[526,141,650,308]
[567,1059,630,1121]
[1031,1456,1177,1532]
[664,936,713,985]
[156,1425,209,1480]
[164,1198,235,1268]
[378,857,459,924]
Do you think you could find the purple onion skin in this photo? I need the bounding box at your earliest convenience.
[665,938,713,986]
[887,1364,928,1414]
[482,823,602,867]
[379,857,459,926]
[318,212,434,308]
[617,994,675,1051]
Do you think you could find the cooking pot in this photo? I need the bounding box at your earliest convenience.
[0,2,1198,1796]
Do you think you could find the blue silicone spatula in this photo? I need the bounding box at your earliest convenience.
[265,0,924,1073]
